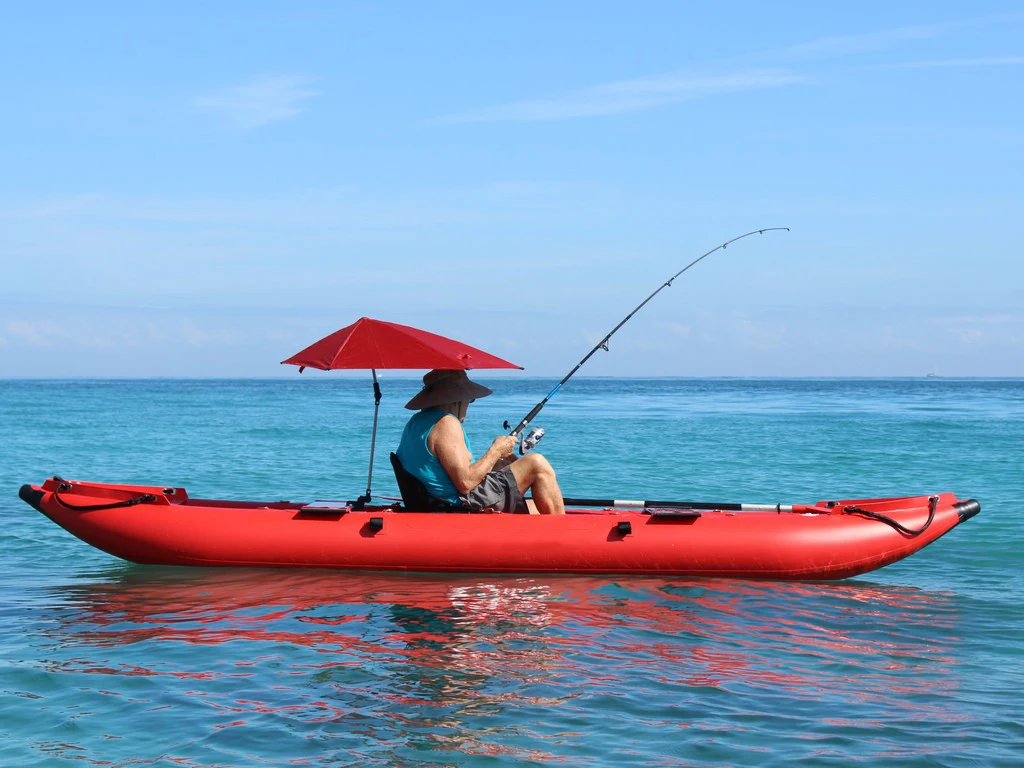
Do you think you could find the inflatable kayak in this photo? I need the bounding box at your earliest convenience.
[19,477,979,580]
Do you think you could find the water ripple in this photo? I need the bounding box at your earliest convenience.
[0,567,1016,766]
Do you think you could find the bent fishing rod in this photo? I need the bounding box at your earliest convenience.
[505,227,790,447]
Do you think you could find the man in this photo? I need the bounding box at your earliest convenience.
[397,369,565,515]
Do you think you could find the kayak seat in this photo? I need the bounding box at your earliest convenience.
[389,453,466,513]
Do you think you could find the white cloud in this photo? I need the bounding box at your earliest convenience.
[779,14,1024,60]
[940,314,1018,325]
[442,68,807,123]
[6,321,58,346]
[3,320,114,347]
[864,55,1024,70]
[935,313,1024,347]
[193,75,318,130]
[179,320,242,346]
[732,315,787,352]
[0,195,107,221]
[782,22,956,59]
[441,13,1024,125]
[665,323,691,340]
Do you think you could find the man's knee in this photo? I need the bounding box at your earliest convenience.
[526,452,555,478]
[511,453,555,489]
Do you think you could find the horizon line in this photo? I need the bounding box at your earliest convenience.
[2,375,1020,382]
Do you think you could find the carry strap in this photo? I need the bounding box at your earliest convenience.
[53,481,158,512]
[844,496,937,536]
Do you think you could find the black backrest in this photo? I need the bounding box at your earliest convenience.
[389,452,429,509]
[390,453,454,511]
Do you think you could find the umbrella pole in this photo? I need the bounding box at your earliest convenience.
[353,369,382,510]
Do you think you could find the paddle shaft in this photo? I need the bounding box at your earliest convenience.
[560,497,798,512]
[507,227,790,437]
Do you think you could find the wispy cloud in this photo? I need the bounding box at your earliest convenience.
[779,13,1024,59]
[935,313,1024,347]
[0,194,105,220]
[443,68,806,123]
[193,75,318,129]
[2,317,253,351]
[5,320,74,347]
[863,55,1024,70]
[781,20,962,59]
[442,12,1023,125]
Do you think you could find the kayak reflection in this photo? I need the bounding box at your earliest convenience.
[41,567,962,704]
[33,567,968,762]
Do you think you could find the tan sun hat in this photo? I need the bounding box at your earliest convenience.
[405,369,493,410]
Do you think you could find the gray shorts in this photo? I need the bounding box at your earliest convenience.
[460,467,528,514]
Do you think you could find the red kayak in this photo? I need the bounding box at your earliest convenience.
[19,477,979,580]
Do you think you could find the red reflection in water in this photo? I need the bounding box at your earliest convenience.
[46,573,958,692]
[40,567,965,761]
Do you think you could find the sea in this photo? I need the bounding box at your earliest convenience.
[1,378,1021,767]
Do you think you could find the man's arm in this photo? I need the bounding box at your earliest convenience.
[430,415,516,495]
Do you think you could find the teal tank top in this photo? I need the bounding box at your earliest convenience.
[396,409,471,504]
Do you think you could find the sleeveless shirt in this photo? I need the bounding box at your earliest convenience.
[396,408,471,504]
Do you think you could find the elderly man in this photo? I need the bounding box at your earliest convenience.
[397,369,564,515]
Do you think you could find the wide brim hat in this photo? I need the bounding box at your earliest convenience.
[405,369,493,410]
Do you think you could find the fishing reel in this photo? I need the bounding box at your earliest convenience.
[519,427,545,455]
[503,422,546,455]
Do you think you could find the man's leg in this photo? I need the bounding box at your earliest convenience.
[509,453,565,515]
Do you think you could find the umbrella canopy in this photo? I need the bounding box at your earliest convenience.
[281,317,521,372]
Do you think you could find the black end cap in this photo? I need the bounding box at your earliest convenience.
[953,499,981,523]
[19,484,45,512]
[368,516,384,533]
[616,520,632,536]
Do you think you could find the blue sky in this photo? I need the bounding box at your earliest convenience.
[1,1,1021,377]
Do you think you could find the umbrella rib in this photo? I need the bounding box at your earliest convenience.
[327,326,356,370]
[369,330,385,369]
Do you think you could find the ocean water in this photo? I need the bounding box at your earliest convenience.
[1,377,1022,766]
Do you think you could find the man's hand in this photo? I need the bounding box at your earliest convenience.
[490,435,517,458]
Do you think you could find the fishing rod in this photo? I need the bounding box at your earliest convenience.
[505,227,790,446]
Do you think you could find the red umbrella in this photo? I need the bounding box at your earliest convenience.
[281,317,522,373]
[282,317,521,508]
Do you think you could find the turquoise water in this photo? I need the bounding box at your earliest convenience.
[2,378,1022,766]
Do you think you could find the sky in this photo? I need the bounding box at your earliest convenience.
[1,1,1022,377]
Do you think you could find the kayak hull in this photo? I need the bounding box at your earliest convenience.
[19,478,979,580]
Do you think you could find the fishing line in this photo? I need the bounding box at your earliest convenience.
[505,227,790,440]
